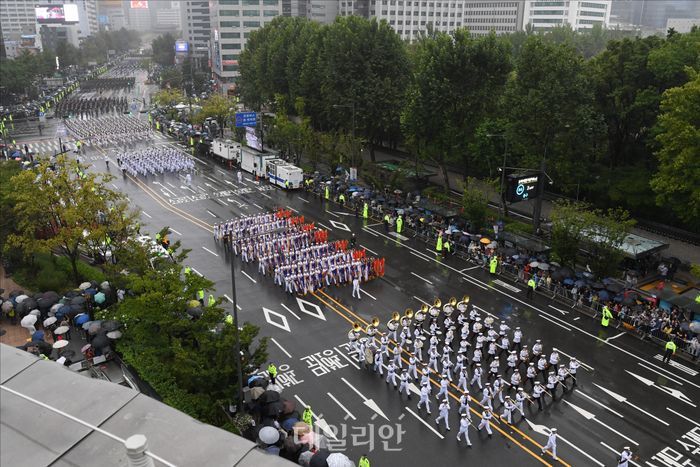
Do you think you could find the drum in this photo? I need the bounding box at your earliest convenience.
[364,348,374,364]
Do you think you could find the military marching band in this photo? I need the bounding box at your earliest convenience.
[346,296,582,455]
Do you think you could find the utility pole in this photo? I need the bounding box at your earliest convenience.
[532,158,546,235]
[487,134,509,217]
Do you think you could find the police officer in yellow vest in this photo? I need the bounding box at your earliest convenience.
[396,215,403,234]
[197,289,205,306]
[527,277,536,299]
[362,202,369,219]
[302,406,313,427]
[662,337,677,363]
[383,213,390,231]
[338,193,346,207]
[489,256,498,275]
[436,234,443,253]
[207,294,216,307]
[601,304,613,328]
[184,266,192,276]
[443,238,451,257]
[324,185,330,201]
[359,455,371,467]
[225,314,234,325]
[267,362,278,384]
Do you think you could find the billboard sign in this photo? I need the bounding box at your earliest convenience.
[35,4,79,24]
[130,0,149,9]
[506,172,540,203]
[235,112,257,128]
[175,41,189,53]
[245,126,262,151]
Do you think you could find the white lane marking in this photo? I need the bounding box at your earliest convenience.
[217,169,227,176]
[493,279,521,293]
[141,211,152,219]
[414,296,430,306]
[263,307,291,332]
[461,266,481,271]
[325,210,340,218]
[575,390,625,419]
[218,198,229,206]
[281,303,301,320]
[340,377,390,421]
[169,228,182,235]
[405,407,444,439]
[557,349,594,372]
[318,222,333,231]
[600,442,642,467]
[252,203,263,210]
[411,272,433,285]
[539,314,572,331]
[362,228,379,237]
[666,407,700,427]
[605,332,626,342]
[206,209,218,218]
[166,182,177,189]
[191,267,203,276]
[564,400,639,445]
[111,183,119,189]
[410,251,430,262]
[389,232,409,241]
[360,245,379,256]
[205,175,217,183]
[241,270,257,283]
[298,196,309,203]
[327,392,356,420]
[334,346,360,370]
[626,370,696,407]
[270,337,292,359]
[548,305,569,315]
[259,192,272,199]
[202,246,219,257]
[653,354,698,376]
[293,395,337,440]
[638,363,684,386]
[573,317,580,321]
[286,205,299,213]
[593,383,669,426]
[360,289,377,301]
[525,420,604,467]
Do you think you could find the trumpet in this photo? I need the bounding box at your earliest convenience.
[366,316,380,336]
[387,312,400,331]
[443,297,457,317]
[429,298,441,318]
[348,322,362,341]
[414,304,427,324]
[401,308,414,327]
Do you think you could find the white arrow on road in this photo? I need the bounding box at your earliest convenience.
[293,395,337,440]
[625,370,697,407]
[593,383,670,426]
[408,382,422,397]
[225,180,236,186]
[564,400,638,445]
[524,419,605,467]
[341,377,389,421]
[204,182,215,189]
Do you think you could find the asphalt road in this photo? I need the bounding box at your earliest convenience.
[12,79,700,467]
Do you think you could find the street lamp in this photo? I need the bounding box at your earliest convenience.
[229,251,244,413]
[487,133,508,217]
[332,103,356,168]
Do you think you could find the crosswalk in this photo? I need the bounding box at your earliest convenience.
[24,132,172,154]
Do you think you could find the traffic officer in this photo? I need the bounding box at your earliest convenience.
[362,201,369,219]
[663,336,677,363]
[601,303,613,327]
[267,362,278,385]
[527,276,537,299]
[207,294,216,307]
[338,192,345,207]
[302,406,313,428]
[489,256,498,275]
[456,413,472,447]
[359,455,371,467]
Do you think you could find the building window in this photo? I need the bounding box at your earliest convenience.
[580,2,607,9]
[223,65,239,72]
[220,21,240,27]
[243,20,261,27]
[242,9,259,16]
[220,0,239,4]
[531,10,565,15]
[222,54,239,60]
[222,43,242,49]
[264,10,278,16]
[242,0,260,4]
[579,10,605,17]
[221,32,241,38]
[578,19,604,24]
[263,0,279,4]
[532,1,565,6]
[220,10,240,16]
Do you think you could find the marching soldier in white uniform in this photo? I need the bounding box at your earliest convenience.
[456,413,473,446]
[393,344,403,368]
[408,355,418,379]
[477,407,493,437]
[435,399,451,430]
[417,384,432,414]
[398,370,411,397]
[386,362,398,387]
[457,368,469,392]
[501,396,516,424]
[515,387,528,420]
[479,382,493,409]
[541,428,558,460]
[618,447,633,467]
[533,381,545,411]
[568,358,580,387]
[470,363,483,389]
[436,374,450,400]
[458,391,471,419]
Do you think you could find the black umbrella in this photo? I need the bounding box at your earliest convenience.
[606,283,624,293]
[590,282,605,290]
[70,296,86,306]
[91,332,110,350]
[554,266,574,279]
[101,320,122,332]
[187,307,203,318]
[23,297,38,311]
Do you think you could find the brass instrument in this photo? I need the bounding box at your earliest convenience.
[429,298,441,318]
[401,308,414,327]
[414,304,427,324]
[387,311,400,331]
[443,297,457,317]
[348,322,362,341]
[457,295,470,312]
[365,316,380,336]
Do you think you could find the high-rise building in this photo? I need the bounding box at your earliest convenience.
[181,0,212,58]
[210,0,287,95]
[151,0,182,32]
[72,0,99,38]
[97,0,128,31]
[305,0,339,24]
[611,0,700,32]
[339,1,523,41]
[0,0,38,39]
[522,0,612,31]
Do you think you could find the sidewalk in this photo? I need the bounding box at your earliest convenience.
[360,146,700,265]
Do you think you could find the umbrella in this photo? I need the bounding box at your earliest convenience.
[606,283,624,293]
[281,417,298,432]
[23,298,38,311]
[15,294,29,303]
[258,426,280,445]
[582,271,594,279]
[91,333,110,349]
[81,344,92,353]
[49,303,62,315]
[602,278,614,285]
[249,386,265,401]
[590,282,605,290]
[21,315,38,327]
[563,278,574,286]
[43,316,57,327]
[555,267,574,279]
[597,290,610,301]
[71,296,86,305]
[538,263,550,270]
[100,281,110,290]
[529,261,539,268]
[550,261,561,267]
[74,313,90,326]
[88,322,102,335]
[84,288,97,297]
[2,301,13,313]
[29,309,41,317]
[106,330,122,339]
[501,247,518,257]
[480,237,491,245]
[574,279,587,288]
[187,307,203,318]
[52,340,70,349]
[486,242,497,249]
[79,282,91,290]
[55,305,72,318]
[94,292,106,304]
[54,325,70,335]
[32,330,45,341]
[101,320,121,332]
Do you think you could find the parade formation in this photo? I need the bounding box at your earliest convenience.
[114,147,195,177]
[65,115,151,146]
